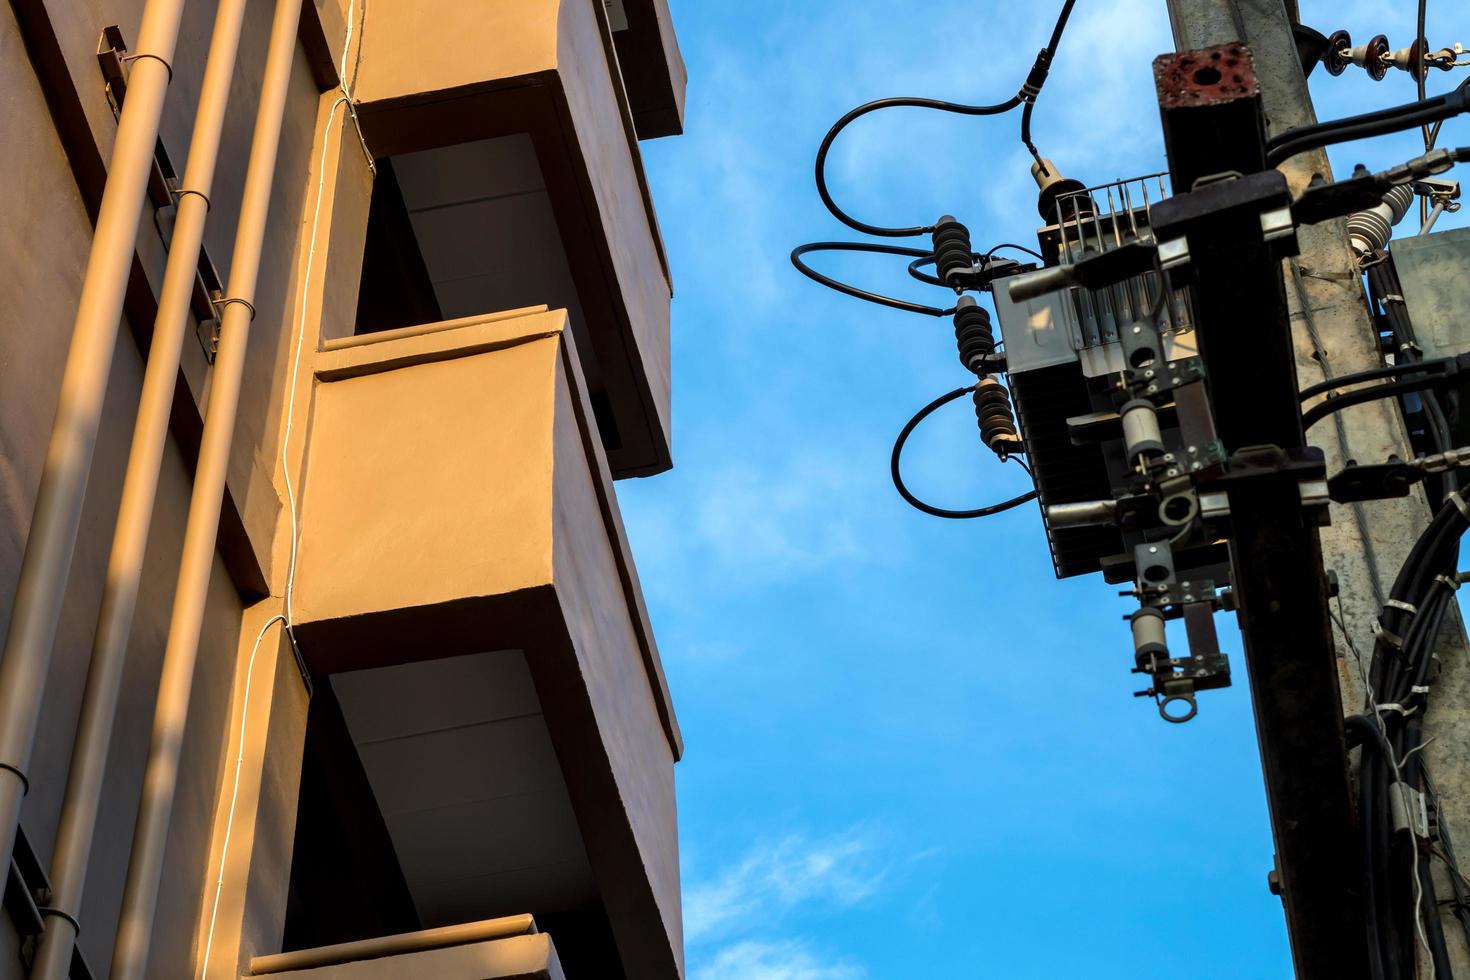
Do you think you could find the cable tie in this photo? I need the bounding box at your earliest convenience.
[1450,490,1470,520]
[1019,49,1052,103]
[1372,620,1404,648]
[1436,574,1461,591]
[1381,293,1406,304]
[121,52,174,83]
[1385,599,1419,615]
[217,297,257,322]
[1412,684,1432,696]
[175,188,212,212]
[1376,701,1418,717]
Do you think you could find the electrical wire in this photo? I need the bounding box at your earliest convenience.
[890,385,1038,519]
[906,247,1038,288]
[906,254,947,287]
[984,242,1046,263]
[790,242,955,316]
[1265,81,1470,166]
[1367,256,1461,504]
[1419,0,1431,224]
[1425,764,1470,951]
[812,0,1078,237]
[816,96,1022,238]
[198,3,370,974]
[1356,493,1470,980]
[1298,356,1454,401]
[1021,0,1079,166]
[1301,373,1457,430]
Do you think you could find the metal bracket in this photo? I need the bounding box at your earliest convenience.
[196,290,224,362]
[1197,446,1332,526]
[1390,783,1431,840]
[1129,354,1206,398]
[96,26,129,119]
[1131,600,1232,722]
[99,25,228,365]
[1328,444,1470,502]
[1151,169,1299,278]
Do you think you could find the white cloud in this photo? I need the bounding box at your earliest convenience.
[620,439,905,602]
[692,459,862,575]
[685,828,886,943]
[693,940,868,980]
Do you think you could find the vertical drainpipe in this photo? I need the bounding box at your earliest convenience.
[27,0,255,975]
[0,0,186,885]
[107,0,307,973]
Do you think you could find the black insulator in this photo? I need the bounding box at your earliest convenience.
[974,377,1022,455]
[953,297,995,375]
[931,216,974,289]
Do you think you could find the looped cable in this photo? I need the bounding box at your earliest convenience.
[812,0,1078,238]
[790,242,955,317]
[890,386,1038,520]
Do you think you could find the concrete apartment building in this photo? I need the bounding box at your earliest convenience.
[0,0,686,977]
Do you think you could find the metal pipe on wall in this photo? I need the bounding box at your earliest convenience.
[0,0,186,882]
[108,0,306,973]
[27,0,255,974]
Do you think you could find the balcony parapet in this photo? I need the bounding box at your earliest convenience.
[352,0,675,476]
[247,915,563,978]
[290,307,684,978]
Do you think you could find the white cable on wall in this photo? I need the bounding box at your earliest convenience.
[198,1,370,973]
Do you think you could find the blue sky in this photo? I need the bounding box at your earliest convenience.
[622,2,1470,977]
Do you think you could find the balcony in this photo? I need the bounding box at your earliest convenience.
[349,0,677,477]
[285,308,683,978]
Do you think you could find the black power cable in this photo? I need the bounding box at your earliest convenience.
[1302,374,1457,430]
[1298,356,1455,401]
[1355,496,1470,979]
[1021,0,1080,166]
[1265,81,1470,166]
[812,0,1079,238]
[906,247,1037,288]
[1367,256,1462,503]
[790,242,957,317]
[890,386,1038,520]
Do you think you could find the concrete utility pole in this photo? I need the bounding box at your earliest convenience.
[1164,1,1470,975]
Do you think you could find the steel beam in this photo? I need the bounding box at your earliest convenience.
[1154,45,1368,979]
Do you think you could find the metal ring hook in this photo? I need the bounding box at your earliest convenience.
[1159,693,1198,724]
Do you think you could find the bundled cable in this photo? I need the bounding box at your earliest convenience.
[1366,256,1461,505]
[1349,493,1470,978]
